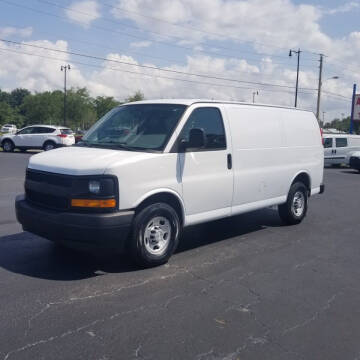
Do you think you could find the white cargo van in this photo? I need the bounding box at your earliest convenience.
[16,100,324,267]
[323,134,360,166]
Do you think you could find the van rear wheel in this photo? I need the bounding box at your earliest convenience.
[278,182,308,225]
[130,203,181,267]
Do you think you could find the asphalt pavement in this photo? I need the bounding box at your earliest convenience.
[0,152,360,360]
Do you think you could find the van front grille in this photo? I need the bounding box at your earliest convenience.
[26,189,69,210]
[25,169,71,210]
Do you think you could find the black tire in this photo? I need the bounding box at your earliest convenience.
[43,141,56,151]
[2,139,15,152]
[130,203,181,267]
[278,182,308,225]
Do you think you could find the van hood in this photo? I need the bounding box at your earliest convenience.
[28,146,157,175]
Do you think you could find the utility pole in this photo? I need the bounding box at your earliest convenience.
[350,84,356,134]
[289,49,301,107]
[61,64,71,127]
[316,54,324,122]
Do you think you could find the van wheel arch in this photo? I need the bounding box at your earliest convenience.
[290,172,311,196]
[135,192,184,226]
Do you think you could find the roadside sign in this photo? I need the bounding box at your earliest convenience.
[354,94,360,121]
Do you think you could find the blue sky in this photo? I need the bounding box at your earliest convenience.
[0,0,359,121]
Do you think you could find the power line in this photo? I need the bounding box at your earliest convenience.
[0,45,350,104]
[102,0,322,59]
[0,46,307,96]
[0,38,309,90]
[2,21,318,71]
[37,0,295,61]
[1,0,319,65]
[0,46,291,93]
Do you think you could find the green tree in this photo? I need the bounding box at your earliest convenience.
[93,96,121,119]
[9,88,31,108]
[0,101,24,127]
[66,88,97,130]
[125,90,144,103]
[0,89,10,104]
[21,91,63,126]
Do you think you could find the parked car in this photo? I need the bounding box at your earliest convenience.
[1,125,75,152]
[16,100,324,267]
[1,124,17,134]
[323,134,360,166]
[349,152,360,172]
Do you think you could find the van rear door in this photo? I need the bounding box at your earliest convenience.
[334,137,348,164]
[175,106,233,223]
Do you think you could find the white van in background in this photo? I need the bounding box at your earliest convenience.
[16,100,324,267]
[323,134,360,166]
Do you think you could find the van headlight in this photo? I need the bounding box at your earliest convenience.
[89,180,101,194]
[71,176,118,210]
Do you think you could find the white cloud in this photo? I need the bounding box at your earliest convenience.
[130,41,152,48]
[108,0,356,119]
[0,40,86,92]
[0,26,33,38]
[65,0,100,28]
[111,0,329,52]
[325,2,360,15]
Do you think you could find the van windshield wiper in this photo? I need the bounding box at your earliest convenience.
[76,140,152,151]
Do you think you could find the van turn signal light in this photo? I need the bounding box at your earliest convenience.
[71,198,116,208]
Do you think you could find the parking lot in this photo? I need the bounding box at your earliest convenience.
[0,152,360,360]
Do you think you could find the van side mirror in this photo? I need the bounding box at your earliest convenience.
[178,128,206,152]
[188,128,206,148]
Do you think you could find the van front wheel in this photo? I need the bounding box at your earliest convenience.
[278,182,308,225]
[130,203,181,267]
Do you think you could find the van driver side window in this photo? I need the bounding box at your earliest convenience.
[323,138,332,148]
[179,107,226,151]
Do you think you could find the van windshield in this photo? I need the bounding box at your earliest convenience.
[79,104,187,152]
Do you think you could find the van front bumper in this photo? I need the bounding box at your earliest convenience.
[15,195,134,252]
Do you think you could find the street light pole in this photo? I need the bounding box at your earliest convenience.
[289,49,301,107]
[61,64,71,127]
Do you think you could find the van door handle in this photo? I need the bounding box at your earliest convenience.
[227,154,232,169]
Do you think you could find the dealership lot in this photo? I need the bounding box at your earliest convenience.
[1,152,360,360]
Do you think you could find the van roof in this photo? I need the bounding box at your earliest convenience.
[123,99,313,113]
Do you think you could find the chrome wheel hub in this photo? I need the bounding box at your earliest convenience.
[292,191,305,217]
[144,216,171,255]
